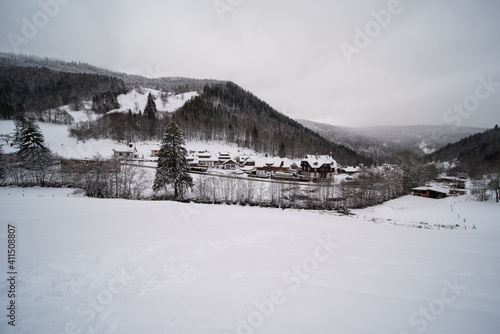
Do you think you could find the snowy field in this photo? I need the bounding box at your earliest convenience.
[1,187,499,334]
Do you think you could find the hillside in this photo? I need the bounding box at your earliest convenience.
[173,82,371,163]
[298,119,485,162]
[426,125,500,169]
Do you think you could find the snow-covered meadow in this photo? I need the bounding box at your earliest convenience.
[1,187,499,334]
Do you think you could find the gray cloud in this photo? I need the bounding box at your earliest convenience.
[1,0,499,128]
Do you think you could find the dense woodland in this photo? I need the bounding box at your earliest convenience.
[0,65,127,119]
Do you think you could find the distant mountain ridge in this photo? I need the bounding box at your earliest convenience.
[297,119,486,162]
[0,52,222,93]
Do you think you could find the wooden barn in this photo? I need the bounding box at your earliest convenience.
[412,186,447,199]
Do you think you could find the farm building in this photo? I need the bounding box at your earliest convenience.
[412,186,448,199]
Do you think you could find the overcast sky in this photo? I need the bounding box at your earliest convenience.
[1,0,499,128]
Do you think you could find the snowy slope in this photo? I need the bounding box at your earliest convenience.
[0,188,499,334]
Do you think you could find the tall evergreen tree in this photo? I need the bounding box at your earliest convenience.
[144,93,157,120]
[153,121,193,198]
[144,93,158,139]
[16,116,50,161]
[15,116,54,185]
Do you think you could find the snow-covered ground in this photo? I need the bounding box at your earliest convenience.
[1,187,499,334]
[353,195,476,230]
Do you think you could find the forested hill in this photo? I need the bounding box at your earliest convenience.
[174,82,371,164]
[426,125,500,165]
[0,65,127,119]
[0,52,222,94]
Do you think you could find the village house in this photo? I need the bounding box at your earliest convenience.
[113,146,138,160]
[240,157,256,167]
[300,155,338,182]
[181,150,219,168]
[217,152,231,162]
[222,159,239,170]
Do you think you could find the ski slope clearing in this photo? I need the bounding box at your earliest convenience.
[113,88,198,113]
[1,188,499,334]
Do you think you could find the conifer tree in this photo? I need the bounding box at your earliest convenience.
[153,121,193,198]
[16,116,49,162]
[144,93,158,139]
[144,93,157,120]
[15,116,54,185]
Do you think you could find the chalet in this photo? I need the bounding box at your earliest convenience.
[240,157,256,167]
[113,147,138,160]
[300,155,338,182]
[198,156,218,168]
[412,186,447,199]
[222,159,239,170]
[181,151,216,168]
[151,149,160,157]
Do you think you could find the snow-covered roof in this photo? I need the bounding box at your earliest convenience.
[113,147,136,153]
[222,159,238,165]
[254,158,292,169]
[302,155,338,168]
[412,186,448,194]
